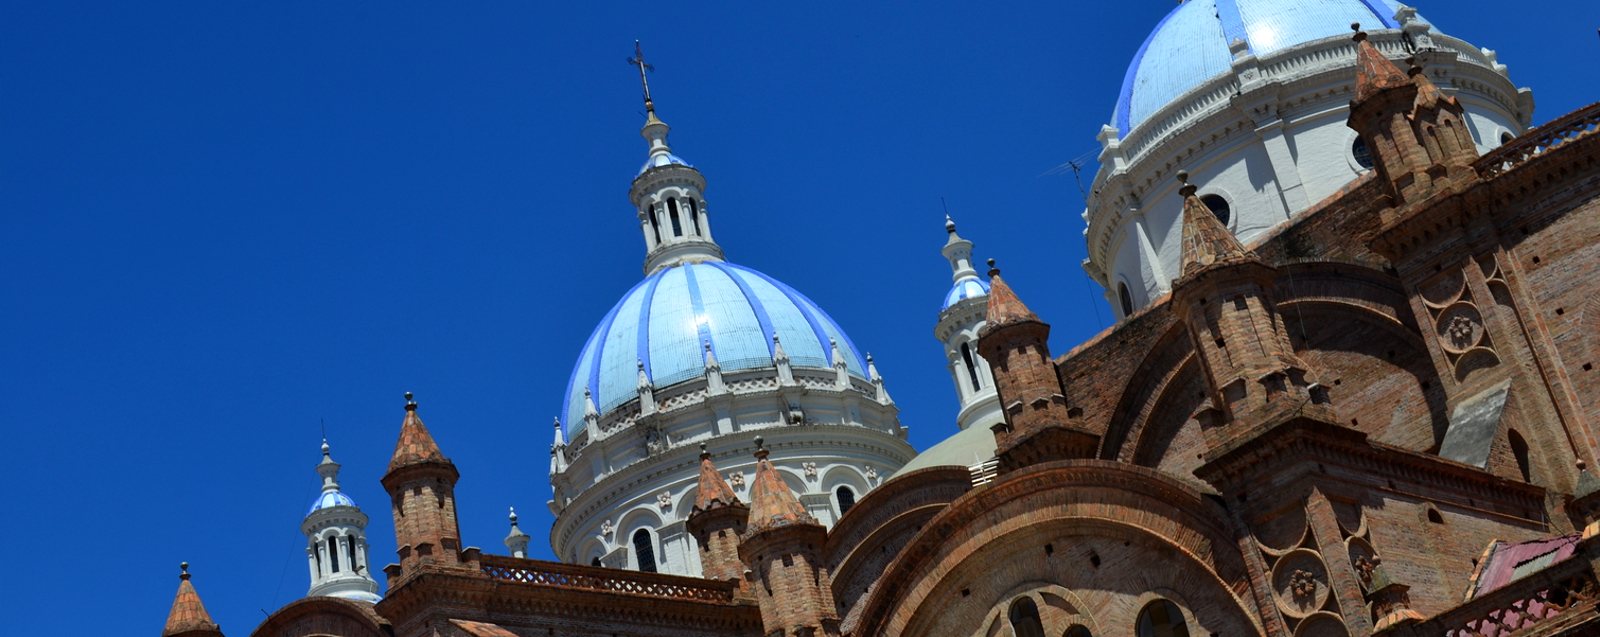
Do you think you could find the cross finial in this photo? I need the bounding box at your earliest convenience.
[627,40,656,113]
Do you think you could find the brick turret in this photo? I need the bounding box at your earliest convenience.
[163,563,224,637]
[380,393,465,584]
[1346,26,1478,209]
[685,442,748,588]
[1168,173,1327,441]
[738,437,839,637]
[976,260,1098,473]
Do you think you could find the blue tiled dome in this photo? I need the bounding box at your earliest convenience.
[563,261,867,433]
[1114,0,1417,134]
[942,278,989,310]
[309,491,356,514]
[639,153,692,175]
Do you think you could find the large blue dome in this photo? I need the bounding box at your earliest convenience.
[562,261,868,433]
[1114,0,1418,134]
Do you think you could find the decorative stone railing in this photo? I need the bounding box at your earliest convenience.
[479,554,738,603]
[1382,551,1598,637]
[1475,101,1600,179]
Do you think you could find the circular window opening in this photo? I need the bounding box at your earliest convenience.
[1200,194,1230,226]
[1352,136,1375,170]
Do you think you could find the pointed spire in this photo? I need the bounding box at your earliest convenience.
[868,353,893,405]
[830,337,846,369]
[550,418,568,476]
[387,392,449,473]
[772,333,796,386]
[703,340,721,371]
[704,340,727,396]
[316,439,342,494]
[743,437,817,535]
[504,507,531,558]
[1176,171,1248,276]
[1351,25,1411,106]
[692,442,743,514]
[982,259,1041,330]
[163,563,223,637]
[831,337,850,390]
[1408,58,1446,109]
[942,215,980,283]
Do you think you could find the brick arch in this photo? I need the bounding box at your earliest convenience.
[852,461,1264,637]
[1101,321,1197,463]
[1278,298,1448,451]
[1129,355,1210,486]
[827,467,971,629]
[248,596,389,637]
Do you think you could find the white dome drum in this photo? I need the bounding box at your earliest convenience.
[1085,0,1532,319]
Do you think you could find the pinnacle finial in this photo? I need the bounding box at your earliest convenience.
[1352,22,1368,42]
[509,507,519,524]
[180,562,191,580]
[321,439,330,455]
[404,391,416,411]
[1176,170,1197,196]
[987,258,999,277]
[945,215,957,233]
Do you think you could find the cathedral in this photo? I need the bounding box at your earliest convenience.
[161,1,1600,636]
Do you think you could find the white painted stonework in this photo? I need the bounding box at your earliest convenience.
[1085,11,1530,318]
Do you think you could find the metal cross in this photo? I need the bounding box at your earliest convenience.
[627,40,655,112]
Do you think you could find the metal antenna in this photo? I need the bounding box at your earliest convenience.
[627,40,657,112]
[941,197,951,217]
[1040,147,1099,206]
[320,418,326,442]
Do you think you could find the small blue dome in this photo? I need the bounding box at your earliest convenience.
[1114,0,1416,134]
[309,491,356,514]
[639,153,692,175]
[563,261,867,433]
[942,278,990,310]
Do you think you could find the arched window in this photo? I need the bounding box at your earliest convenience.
[1063,627,1093,637]
[633,528,657,573]
[590,556,602,567]
[1352,136,1375,170]
[1500,131,1515,145]
[1200,194,1230,226]
[1428,508,1445,524]
[1009,597,1047,637]
[688,198,702,235]
[345,536,356,568]
[1509,429,1532,482]
[960,341,982,390]
[1135,599,1189,637]
[668,198,684,237]
[837,486,856,516]
[648,204,662,244]
[1118,282,1134,318]
[328,536,341,573]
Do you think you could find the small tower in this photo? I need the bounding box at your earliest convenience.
[934,216,1002,432]
[977,260,1099,473]
[1167,172,1326,440]
[380,393,466,584]
[504,508,531,559]
[163,563,224,637]
[685,442,748,587]
[302,440,380,602]
[628,42,724,275]
[738,437,840,636]
[1345,25,1478,209]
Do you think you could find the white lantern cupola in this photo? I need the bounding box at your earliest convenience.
[627,43,723,275]
[301,440,381,602]
[933,216,1001,432]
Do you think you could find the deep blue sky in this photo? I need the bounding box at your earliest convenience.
[3,2,1595,634]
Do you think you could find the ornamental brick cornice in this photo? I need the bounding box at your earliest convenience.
[1194,406,1547,522]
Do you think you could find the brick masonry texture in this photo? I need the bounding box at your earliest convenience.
[175,89,1600,637]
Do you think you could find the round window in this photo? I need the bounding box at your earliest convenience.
[1352,136,1375,170]
[1200,194,1230,226]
